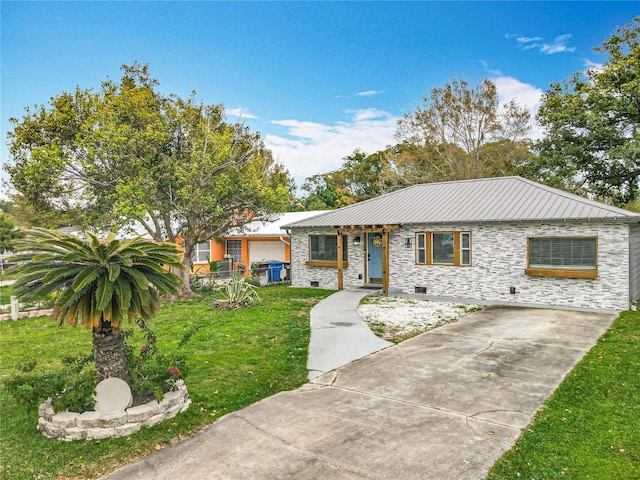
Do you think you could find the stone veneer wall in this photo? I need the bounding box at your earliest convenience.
[289,228,365,290]
[290,222,632,311]
[37,380,190,441]
[630,224,640,305]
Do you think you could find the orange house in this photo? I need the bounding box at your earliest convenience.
[190,211,326,275]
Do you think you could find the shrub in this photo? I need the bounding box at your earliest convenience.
[213,275,261,309]
[4,320,198,412]
[3,355,98,413]
[125,319,198,402]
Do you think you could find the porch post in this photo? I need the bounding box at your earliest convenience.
[336,229,344,290]
[382,227,390,297]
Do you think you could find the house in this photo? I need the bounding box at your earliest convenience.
[191,211,326,276]
[284,176,640,312]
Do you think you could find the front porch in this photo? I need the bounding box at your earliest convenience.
[333,224,400,297]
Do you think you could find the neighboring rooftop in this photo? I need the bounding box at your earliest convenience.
[284,177,640,228]
[227,210,328,236]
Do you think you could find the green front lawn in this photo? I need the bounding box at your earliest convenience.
[487,310,640,479]
[0,285,333,480]
[0,284,12,305]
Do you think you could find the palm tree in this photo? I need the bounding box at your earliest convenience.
[11,228,183,384]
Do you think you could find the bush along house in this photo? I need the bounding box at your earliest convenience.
[284,176,640,312]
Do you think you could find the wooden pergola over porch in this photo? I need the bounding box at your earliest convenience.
[332,224,400,297]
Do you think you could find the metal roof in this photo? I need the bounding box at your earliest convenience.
[285,177,640,228]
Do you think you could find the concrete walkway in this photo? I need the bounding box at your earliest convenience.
[102,305,615,480]
[307,288,392,379]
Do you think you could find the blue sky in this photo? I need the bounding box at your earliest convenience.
[2,1,638,190]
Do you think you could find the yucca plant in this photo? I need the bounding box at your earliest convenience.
[213,275,261,310]
[10,228,183,384]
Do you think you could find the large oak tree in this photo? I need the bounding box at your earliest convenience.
[6,63,294,293]
[535,17,640,207]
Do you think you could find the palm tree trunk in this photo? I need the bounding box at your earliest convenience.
[93,319,132,385]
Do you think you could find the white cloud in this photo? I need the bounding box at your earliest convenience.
[493,75,545,139]
[265,109,398,185]
[506,32,575,55]
[226,108,258,119]
[585,59,604,73]
[480,60,503,77]
[494,76,544,110]
[356,90,383,97]
[540,34,576,54]
[516,35,544,44]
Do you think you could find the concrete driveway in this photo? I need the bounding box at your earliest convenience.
[102,306,615,480]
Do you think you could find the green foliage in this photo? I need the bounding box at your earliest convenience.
[0,213,23,253]
[9,228,183,384]
[10,229,183,330]
[535,17,640,206]
[0,286,333,480]
[247,263,263,287]
[5,63,295,292]
[207,259,223,274]
[3,317,198,414]
[213,275,261,309]
[3,355,98,413]
[487,310,640,479]
[124,319,196,401]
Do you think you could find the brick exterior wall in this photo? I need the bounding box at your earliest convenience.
[290,222,633,312]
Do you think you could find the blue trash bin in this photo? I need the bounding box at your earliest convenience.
[267,262,284,282]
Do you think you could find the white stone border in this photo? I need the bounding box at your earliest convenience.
[0,308,53,321]
[37,380,190,441]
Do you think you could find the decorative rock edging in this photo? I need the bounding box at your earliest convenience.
[37,380,190,441]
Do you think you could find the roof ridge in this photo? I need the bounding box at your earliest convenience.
[402,176,521,189]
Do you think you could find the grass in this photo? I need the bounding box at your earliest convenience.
[0,285,333,480]
[0,266,21,281]
[486,309,640,480]
[0,284,12,305]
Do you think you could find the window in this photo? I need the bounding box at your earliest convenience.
[460,233,471,266]
[432,233,454,265]
[226,240,242,262]
[416,233,427,264]
[192,242,210,263]
[415,231,471,267]
[526,237,597,279]
[308,235,348,265]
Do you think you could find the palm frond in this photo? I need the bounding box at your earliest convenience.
[71,267,103,292]
[120,266,151,292]
[11,228,183,331]
[115,276,132,313]
[95,275,115,311]
[108,264,121,282]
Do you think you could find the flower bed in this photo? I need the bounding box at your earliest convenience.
[37,380,190,441]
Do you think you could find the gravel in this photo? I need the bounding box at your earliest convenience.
[357,296,480,342]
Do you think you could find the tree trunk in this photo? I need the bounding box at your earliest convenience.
[93,320,132,385]
[179,238,195,297]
